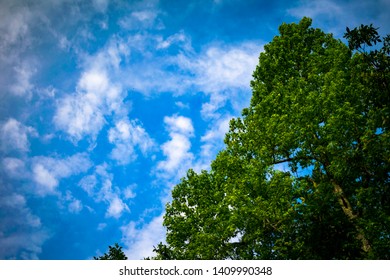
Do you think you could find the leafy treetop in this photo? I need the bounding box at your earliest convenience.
[151,17,389,260]
[94,243,128,260]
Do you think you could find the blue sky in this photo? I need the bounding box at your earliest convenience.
[0,0,389,260]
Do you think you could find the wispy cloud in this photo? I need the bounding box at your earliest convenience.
[53,68,118,142]
[106,196,128,218]
[0,2,32,53]
[0,192,49,259]
[121,214,165,259]
[54,35,132,142]
[2,157,27,178]
[126,115,196,259]
[178,43,260,93]
[78,164,131,219]
[97,223,107,231]
[156,115,195,181]
[10,62,36,98]
[177,42,260,120]
[118,0,163,31]
[288,0,343,20]
[92,0,109,13]
[31,153,92,195]
[287,0,390,36]
[123,184,137,199]
[0,118,37,153]
[108,118,155,165]
[194,115,231,172]
[156,31,190,50]
[119,10,161,30]
[63,191,83,214]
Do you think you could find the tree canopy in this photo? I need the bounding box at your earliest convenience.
[94,243,127,260]
[153,17,390,260]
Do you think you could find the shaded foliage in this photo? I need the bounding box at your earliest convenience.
[94,243,127,260]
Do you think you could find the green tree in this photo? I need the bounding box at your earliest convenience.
[94,243,128,260]
[154,17,390,260]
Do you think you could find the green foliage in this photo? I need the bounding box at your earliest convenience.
[154,18,390,260]
[94,243,128,260]
[344,24,382,51]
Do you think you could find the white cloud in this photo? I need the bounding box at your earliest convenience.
[31,153,92,195]
[123,185,137,199]
[120,35,258,119]
[121,214,165,259]
[157,43,259,173]
[68,199,83,213]
[118,2,162,31]
[175,101,189,109]
[109,142,135,165]
[54,68,116,141]
[78,69,109,94]
[10,62,35,98]
[107,196,128,218]
[288,0,342,20]
[78,174,98,196]
[97,223,107,231]
[163,115,194,136]
[0,3,32,51]
[200,92,228,120]
[92,32,188,97]
[200,116,230,144]
[2,157,27,178]
[0,193,49,259]
[3,194,20,213]
[160,134,192,171]
[156,115,194,180]
[54,38,130,142]
[108,118,155,165]
[194,116,231,172]
[38,86,57,98]
[156,32,189,50]
[132,10,158,23]
[54,88,106,142]
[287,0,390,37]
[176,42,259,119]
[63,191,84,214]
[121,33,259,103]
[78,164,130,219]
[97,31,262,109]
[32,164,58,193]
[105,40,130,69]
[0,118,37,153]
[125,64,187,96]
[287,0,345,36]
[92,0,109,12]
[0,229,49,260]
[99,37,258,182]
[177,43,259,92]
[99,171,129,218]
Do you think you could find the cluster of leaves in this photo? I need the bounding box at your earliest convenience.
[94,243,127,260]
[152,17,389,260]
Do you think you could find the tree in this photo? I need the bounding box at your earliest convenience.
[153,17,390,260]
[94,243,128,260]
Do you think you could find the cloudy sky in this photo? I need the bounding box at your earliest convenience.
[0,0,389,260]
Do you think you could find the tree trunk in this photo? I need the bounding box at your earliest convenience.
[331,179,371,254]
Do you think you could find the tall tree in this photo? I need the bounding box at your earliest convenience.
[154,17,389,260]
